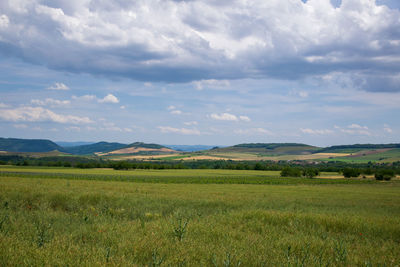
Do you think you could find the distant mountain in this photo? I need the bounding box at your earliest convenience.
[55,141,95,147]
[64,142,127,155]
[166,145,218,152]
[0,137,64,153]
[212,143,320,155]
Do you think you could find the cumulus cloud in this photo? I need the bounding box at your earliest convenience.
[193,79,230,90]
[235,128,273,135]
[210,113,250,122]
[0,103,9,108]
[335,124,371,136]
[31,98,71,107]
[184,121,198,126]
[167,105,184,115]
[384,124,393,133]
[98,94,119,104]
[72,95,97,101]
[347,124,368,130]
[47,82,69,90]
[0,106,93,124]
[0,0,399,89]
[300,128,334,135]
[158,126,200,135]
[170,110,182,115]
[72,94,119,104]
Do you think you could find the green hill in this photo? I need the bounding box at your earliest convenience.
[126,142,167,149]
[212,143,320,155]
[0,137,64,153]
[64,142,127,155]
[318,144,400,153]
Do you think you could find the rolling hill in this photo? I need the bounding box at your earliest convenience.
[103,142,176,156]
[1,138,400,162]
[63,142,127,155]
[0,138,64,153]
[210,143,320,155]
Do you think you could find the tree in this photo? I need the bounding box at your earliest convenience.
[280,166,302,177]
[342,168,360,178]
[302,168,319,178]
[375,169,395,181]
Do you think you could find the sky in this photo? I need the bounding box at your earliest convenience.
[0,0,399,147]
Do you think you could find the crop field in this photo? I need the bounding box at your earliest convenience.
[0,166,385,185]
[320,148,400,163]
[1,167,400,266]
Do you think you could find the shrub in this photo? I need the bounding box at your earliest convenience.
[302,168,319,178]
[342,168,360,178]
[280,167,302,177]
[375,169,395,181]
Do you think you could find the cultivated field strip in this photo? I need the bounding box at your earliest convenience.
[0,167,382,185]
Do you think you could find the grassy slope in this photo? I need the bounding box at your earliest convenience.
[320,148,400,163]
[0,176,399,266]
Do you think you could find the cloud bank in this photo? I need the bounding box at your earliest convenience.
[0,0,399,91]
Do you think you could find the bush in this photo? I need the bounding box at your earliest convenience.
[280,167,302,177]
[302,168,319,178]
[342,168,361,178]
[375,169,395,181]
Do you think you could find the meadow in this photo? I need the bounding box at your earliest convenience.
[0,166,399,266]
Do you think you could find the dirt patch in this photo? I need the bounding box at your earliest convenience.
[108,147,176,155]
[348,148,391,158]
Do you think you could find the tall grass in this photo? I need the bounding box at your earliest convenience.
[0,176,399,265]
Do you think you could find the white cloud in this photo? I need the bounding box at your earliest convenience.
[210,113,238,121]
[0,14,10,28]
[300,128,334,135]
[2,0,399,86]
[210,113,250,122]
[384,124,393,133]
[335,124,371,136]
[167,105,176,110]
[347,124,368,130]
[98,94,119,104]
[184,121,198,126]
[239,115,251,122]
[72,94,119,104]
[193,79,230,90]
[0,106,93,124]
[31,98,71,107]
[0,103,9,108]
[235,128,273,135]
[47,82,69,90]
[170,110,182,115]
[158,126,200,135]
[72,95,97,101]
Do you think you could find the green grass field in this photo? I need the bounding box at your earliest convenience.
[0,166,384,185]
[320,148,400,163]
[1,167,399,266]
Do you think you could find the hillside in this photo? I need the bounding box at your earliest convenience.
[211,143,320,155]
[318,144,400,153]
[64,142,127,155]
[105,142,176,156]
[0,137,64,153]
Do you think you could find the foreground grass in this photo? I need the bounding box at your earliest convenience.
[1,175,400,266]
